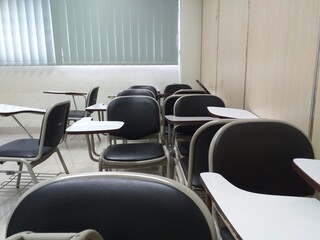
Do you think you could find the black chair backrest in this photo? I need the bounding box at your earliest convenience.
[209,120,315,196]
[163,94,183,116]
[117,89,155,98]
[129,85,157,99]
[6,173,216,240]
[86,86,99,107]
[164,83,192,95]
[187,120,233,188]
[174,94,225,117]
[107,96,160,140]
[174,89,206,95]
[41,101,70,148]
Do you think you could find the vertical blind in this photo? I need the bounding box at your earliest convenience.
[0,0,179,66]
[0,0,55,65]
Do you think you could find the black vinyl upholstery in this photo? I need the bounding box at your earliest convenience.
[0,139,53,158]
[104,142,164,161]
[117,89,155,98]
[6,172,216,240]
[173,94,225,158]
[68,86,99,121]
[164,83,192,95]
[162,94,184,144]
[163,95,183,117]
[177,120,233,188]
[208,120,315,240]
[209,120,315,196]
[174,89,206,95]
[0,101,70,187]
[128,85,158,99]
[99,96,168,175]
[107,96,160,140]
[174,94,225,117]
[43,101,71,147]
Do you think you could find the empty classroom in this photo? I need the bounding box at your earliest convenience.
[1,1,320,239]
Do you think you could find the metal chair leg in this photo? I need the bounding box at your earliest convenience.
[56,149,69,174]
[16,163,23,188]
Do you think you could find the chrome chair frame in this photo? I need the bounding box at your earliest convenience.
[0,101,70,187]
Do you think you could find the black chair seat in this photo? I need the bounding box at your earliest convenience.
[103,142,165,162]
[0,139,54,158]
[174,120,233,189]
[175,125,199,136]
[68,110,87,119]
[177,140,190,156]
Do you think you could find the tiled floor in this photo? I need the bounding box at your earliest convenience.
[0,132,120,238]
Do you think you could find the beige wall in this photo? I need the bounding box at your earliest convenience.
[200,0,219,94]
[180,0,203,89]
[245,1,319,133]
[216,0,248,108]
[201,0,320,157]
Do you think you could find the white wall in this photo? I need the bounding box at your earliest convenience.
[0,66,178,130]
[0,0,203,130]
[180,0,203,89]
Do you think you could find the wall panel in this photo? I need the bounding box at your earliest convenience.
[216,0,248,108]
[245,0,320,134]
[200,0,219,93]
[180,0,202,89]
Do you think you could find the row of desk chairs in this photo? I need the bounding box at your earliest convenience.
[120,85,226,178]
[103,84,215,177]
[2,86,218,239]
[66,83,200,127]
[2,84,315,239]
[66,83,193,122]
[1,100,315,239]
[157,85,315,239]
[173,119,315,240]
[66,83,196,123]
[0,83,203,188]
[174,119,314,196]
[0,82,220,185]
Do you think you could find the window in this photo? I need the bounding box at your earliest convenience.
[0,0,179,66]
